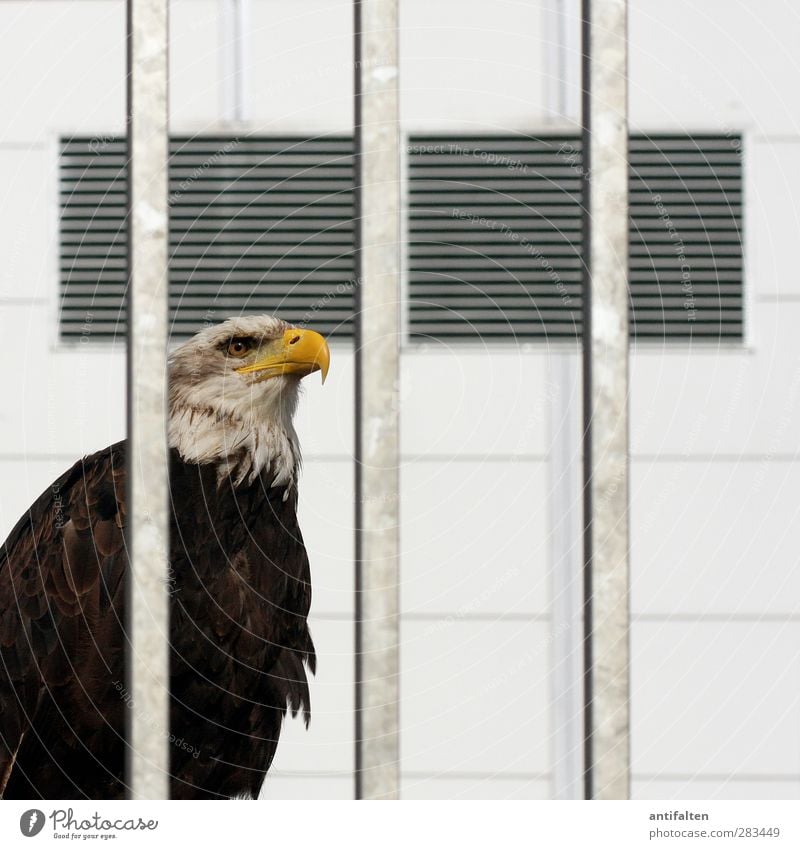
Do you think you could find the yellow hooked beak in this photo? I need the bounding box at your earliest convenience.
[235,327,330,384]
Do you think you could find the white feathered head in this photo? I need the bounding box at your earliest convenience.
[167,315,330,489]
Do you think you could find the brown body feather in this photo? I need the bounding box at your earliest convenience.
[0,441,315,799]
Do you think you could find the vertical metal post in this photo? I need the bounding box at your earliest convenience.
[126,0,171,800]
[353,0,401,801]
[544,0,585,801]
[222,0,250,123]
[581,0,630,800]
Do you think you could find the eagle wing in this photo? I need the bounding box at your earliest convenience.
[0,443,128,798]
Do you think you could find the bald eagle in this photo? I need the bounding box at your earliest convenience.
[0,315,330,799]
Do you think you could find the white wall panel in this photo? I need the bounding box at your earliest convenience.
[170,0,223,128]
[0,148,53,302]
[632,622,800,777]
[299,460,354,617]
[631,303,800,456]
[248,0,352,131]
[631,460,800,617]
[293,347,353,457]
[633,778,800,801]
[749,140,800,298]
[400,0,546,130]
[400,619,551,774]
[0,1,126,143]
[401,460,549,617]
[0,305,126,459]
[630,0,800,134]
[0,0,222,144]
[259,773,353,799]
[402,775,550,800]
[401,349,551,457]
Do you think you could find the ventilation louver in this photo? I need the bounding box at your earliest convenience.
[407,133,742,340]
[59,133,742,343]
[60,135,355,341]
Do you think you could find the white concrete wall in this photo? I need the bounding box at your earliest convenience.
[627,0,800,800]
[1,0,799,801]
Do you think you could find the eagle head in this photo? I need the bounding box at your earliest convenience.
[167,315,330,489]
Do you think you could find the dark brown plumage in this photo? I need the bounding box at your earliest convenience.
[0,441,314,799]
[0,315,329,799]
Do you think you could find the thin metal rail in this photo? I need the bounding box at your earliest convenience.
[581,0,631,801]
[126,0,171,801]
[353,0,402,801]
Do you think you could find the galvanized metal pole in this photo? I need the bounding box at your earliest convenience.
[353,0,401,801]
[581,0,630,800]
[126,0,171,800]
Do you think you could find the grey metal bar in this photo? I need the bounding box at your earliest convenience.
[581,0,631,800]
[126,0,171,800]
[353,0,401,801]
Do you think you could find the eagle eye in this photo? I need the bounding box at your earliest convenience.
[225,337,254,358]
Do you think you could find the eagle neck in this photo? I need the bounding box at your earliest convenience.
[168,400,300,492]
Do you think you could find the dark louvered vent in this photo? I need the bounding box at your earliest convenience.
[407,133,743,340]
[60,133,742,343]
[60,136,355,341]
